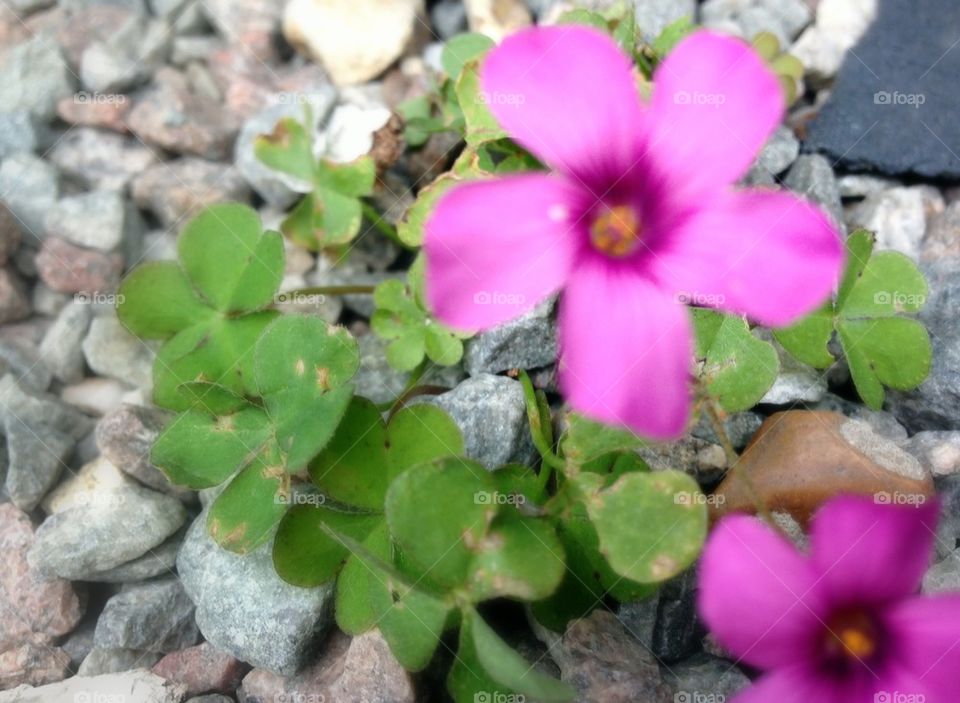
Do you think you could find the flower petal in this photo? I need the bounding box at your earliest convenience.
[730,666,863,703]
[481,26,646,187]
[424,174,578,331]
[558,260,691,441]
[810,495,939,606]
[647,31,783,202]
[886,595,960,703]
[653,189,844,327]
[698,514,827,669]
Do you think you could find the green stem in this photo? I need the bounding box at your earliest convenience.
[703,400,739,467]
[536,391,555,447]
[361,201,404,245]
[281,284,376,297]
[703,399,778,529]
[635,50,654,78]
[518,370,565,495]
[319,522,425,593]
[382,359,429,416]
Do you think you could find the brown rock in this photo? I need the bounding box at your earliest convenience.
[127,68,240,160]
[131,158,250,229]
[56,94,131,133]
[152,642,247,697]
[0,268,30,324]
[0,505,84,651]
[35,237,123,294]
[0,642,71,689]
[237,631,413,703]
[713,410,934,523]
[553,610,672,703]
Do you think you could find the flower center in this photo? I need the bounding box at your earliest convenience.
[823,609,879,663]
[590,205,642,258]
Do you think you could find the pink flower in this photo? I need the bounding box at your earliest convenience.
[424,27,844,439]
[699,495,960,703]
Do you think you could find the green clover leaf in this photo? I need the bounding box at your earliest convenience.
[693,309,780,412]
[774,230,932,409]
[448,610,575,703]
[254,115,376,250]
[272,397,464,585]
[582,469,707,584]
[151,315,359,553]
[118,204,284,411]
[441,33,495,80]
[559,411,646,473]
[334,521,453,671]
[272,398,464,670]
[397,173,460,247]
[385,457,565,602]
[533,454,655,631]
[455,55,508,148]
[371,261,470,372]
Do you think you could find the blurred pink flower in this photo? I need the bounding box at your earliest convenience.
[699,495,959,703]
[424,26,843,439]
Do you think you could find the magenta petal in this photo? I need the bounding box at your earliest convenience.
[424,174,578,331]
[730,667,858,703]
[654,189,844,327]
[886,595,960,703]
[810,495,939,606]
[698,514,826,669]
[558,261,691,440]
[481,26,646,186]
[647,31,783,201]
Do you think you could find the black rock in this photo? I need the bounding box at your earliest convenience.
[652,569,703,663]
[805,0,960,178]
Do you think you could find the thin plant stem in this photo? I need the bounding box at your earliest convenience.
[382,359,429,416]
[518,370,565,496]
[703,399,778,530]
[361,201,404,245]
[703,400,739,467]
[280,284,376,297]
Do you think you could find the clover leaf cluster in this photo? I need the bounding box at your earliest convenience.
[116,203,710,702]
[254,112,377,250]
[691,230,931,415]
[113,10,936,703]
[775,229,932,408]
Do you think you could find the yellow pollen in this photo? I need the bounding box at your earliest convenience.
[837,626,876,659]
[824,610,878,662]
[590,205,642,258]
